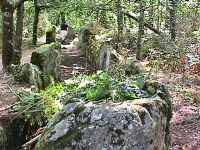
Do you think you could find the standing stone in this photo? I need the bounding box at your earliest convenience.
[46,26,56,44]
[56,24,76,45]
[99,45,111,71]
[31,42,62,81]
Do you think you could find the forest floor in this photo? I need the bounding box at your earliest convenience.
[0,41,200,149]
[151,71,200,149]
[0,40,92,126]
[0,48,33,127]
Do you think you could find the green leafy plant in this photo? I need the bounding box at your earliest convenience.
[12,82,65,126]
[12,71,158,126]
[40,83,65,119]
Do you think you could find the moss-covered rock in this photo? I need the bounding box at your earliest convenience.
[11,63,55,90]
[78,23,112,70]
[31,42,62,81]
[34,82,172,150]
[11,63,45,89]
[124,61,144,76]
[46,26,56,44]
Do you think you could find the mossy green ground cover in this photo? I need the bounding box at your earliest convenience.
[12,71,158,126]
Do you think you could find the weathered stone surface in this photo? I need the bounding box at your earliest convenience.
[35,83,172,150]
[124,61,144,76]
[10,43,62,89]
[78,23,112,70]
[11,63,45,89]
[46,26,56,44]
[31,42,62,81]
[56,26,76,45]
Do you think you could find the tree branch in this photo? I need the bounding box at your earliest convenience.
[124,11,163,35]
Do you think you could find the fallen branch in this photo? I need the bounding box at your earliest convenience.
[0,102,21,112]
[124,11,162,35]
[21,133,42,149]
[7,85,22,100]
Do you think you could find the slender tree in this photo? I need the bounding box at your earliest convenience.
[116,0,124,38]
[60,11,65,25]
[193,0,200,31]
[1,0,14,71]
[1,0,26,71]
[169,0,177,41]
[13,2,25,65]
[156,0,161,30]
[32,0,45,46]
[148,0,154,27]
[32,0,40,46]
[136,1,145,60]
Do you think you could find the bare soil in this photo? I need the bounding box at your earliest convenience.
[151,72,200,150]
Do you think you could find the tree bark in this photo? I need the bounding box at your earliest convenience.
[2,0,14,71]
[13,2,24,65]
[148,0,154,27]
[136,2,145,60]
[60,11,65,25]
[156,0,161,30]
[169,0,177,41]
[32,0,40,46]
[14,0,26,8]
[116,0,123,38]
[192,0,200,31]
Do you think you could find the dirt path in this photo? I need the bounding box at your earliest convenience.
[0,43,92,127]
[150,71,200,149]
[0,48,34,126]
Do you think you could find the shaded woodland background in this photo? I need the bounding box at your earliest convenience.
[0,0,200,150]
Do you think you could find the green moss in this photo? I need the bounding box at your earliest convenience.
[125,62,142,76]
[79,23,110,68]
[40,83,65,120]
[31,42,61,69]
[35,126,82,150]
[34,104,86,150]
[46,25,56,33]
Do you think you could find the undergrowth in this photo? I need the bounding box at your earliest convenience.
[12,83,65,126]
[12,71,158,126]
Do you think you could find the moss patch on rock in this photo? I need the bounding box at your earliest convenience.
[34,92,172,150]
[31,42,62,81]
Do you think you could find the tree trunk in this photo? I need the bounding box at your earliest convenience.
[164,0,169,30]
[13,2,24,65]
[156,0,160,30]
[32,0,40,46]
[60,11,65,25]
[2,0,14,71]
[148,0,154,27]
[136,2,145,60]
[169,0,177,41]
[116,0,123,38]
[192,0,200,31]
